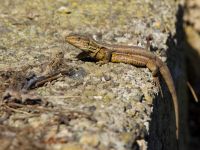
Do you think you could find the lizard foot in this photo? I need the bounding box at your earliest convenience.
[153,77,163,98]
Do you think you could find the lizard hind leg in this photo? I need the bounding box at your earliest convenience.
[153,77,163,98]
[146,60,163,97]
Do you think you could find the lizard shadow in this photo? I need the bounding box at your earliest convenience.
[76,51,97,62]
[148,2,200,149]
[148,4,186,150]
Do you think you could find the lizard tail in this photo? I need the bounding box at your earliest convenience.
[159,63,179,140]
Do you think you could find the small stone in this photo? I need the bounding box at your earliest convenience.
[57,6,71,14]
[67,67,87,80]
[93,95,103,100]
[102,75,111,81]
[136,139,147,150]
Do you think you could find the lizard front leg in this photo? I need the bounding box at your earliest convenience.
[95,48,115,65]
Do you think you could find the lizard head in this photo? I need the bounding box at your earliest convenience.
[66,34,91,52]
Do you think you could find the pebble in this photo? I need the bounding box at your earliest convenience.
[57,6,71,14]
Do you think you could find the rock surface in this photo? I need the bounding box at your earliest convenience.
[0,0,187,150]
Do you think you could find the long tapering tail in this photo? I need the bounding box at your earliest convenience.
[159,63,179,140]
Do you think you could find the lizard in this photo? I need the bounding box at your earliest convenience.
[65,34,179,140]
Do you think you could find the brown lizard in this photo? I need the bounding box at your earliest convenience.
[65,34,179,139]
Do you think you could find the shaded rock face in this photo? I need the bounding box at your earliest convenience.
[0,0,186,150]
[184,0,200,85]
[184,0,200,149]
